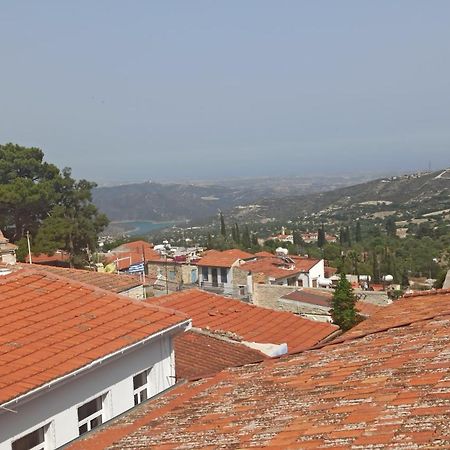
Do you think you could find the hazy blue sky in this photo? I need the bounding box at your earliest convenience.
[1,1,450,183]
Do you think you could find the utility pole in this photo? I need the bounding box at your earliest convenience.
[26,231,32,264]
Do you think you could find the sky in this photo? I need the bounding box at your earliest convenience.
[1,1,450,184]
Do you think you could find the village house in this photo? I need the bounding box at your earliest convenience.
[0,266,190,450]
[146,246,201,296]
[0,231,17,265]
[232,253,326,300]
[266,226,294,244]
[301,231,337,243]
[103,240,159,273]
[66,289,450,449]
[197,249,254,296]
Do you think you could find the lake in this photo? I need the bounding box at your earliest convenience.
[110,220,177,236]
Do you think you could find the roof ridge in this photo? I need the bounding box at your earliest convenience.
[403,287,450,298]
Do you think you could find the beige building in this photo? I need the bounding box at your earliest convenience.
[0,230,17,265]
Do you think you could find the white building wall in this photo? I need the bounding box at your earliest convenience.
[0,334,176,450]
[199,266,234,294]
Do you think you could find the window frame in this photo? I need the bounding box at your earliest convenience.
[77,394,106,436]
[220,268,228,283]
[11,423,51,450]
[133,367,152,406]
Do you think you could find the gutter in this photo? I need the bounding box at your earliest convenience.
[0,319,191,411]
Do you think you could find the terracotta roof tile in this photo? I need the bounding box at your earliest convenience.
[342,289,450,340]
[23,264,142,293]
[146,289,338,352]
[0,267,189,406]
[67,290,450,450]
[240,256,320,279]
[174,329,266,380]
[196,249,254,268]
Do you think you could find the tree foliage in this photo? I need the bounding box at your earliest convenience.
[331,273,359,331]
[0,144,108,266]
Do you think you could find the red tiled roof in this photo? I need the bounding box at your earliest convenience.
[281,289,332,307]
[25,250,70,264]
[147,289,338,352]
[113,240,154,253]
[355,300,384,318]
[0,268,189,406]
[24,264,142,293]
[66,290,450,449]
[254,251,274,257]
[105,247,160,271]
[174,329,266,381]
[342,289,450,340]
[240,256,320,280]
[196,249,254,268]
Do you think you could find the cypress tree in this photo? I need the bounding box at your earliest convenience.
[242,225,251,249]
[331,273,358,331]
[219,212,226,238]
[317,224,326,248]
[355,221,362,242]
[234,223,241,244]
[207,233,213,249]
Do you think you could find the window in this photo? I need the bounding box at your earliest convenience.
[78,395,105,435]
[168,269,176,281]
[202,267,208,281]
[220,268,228,283]
[133,368,151,405]
[12,425,48,450]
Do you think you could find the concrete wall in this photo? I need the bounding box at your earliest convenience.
[252,284,297,309]
[121,284,145,300]
[251,284,332,322]
[0,334,177,450]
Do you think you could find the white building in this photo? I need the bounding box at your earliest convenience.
[0,267,190,450]
[197,249,253,296]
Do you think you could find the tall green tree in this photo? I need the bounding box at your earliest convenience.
[385,217,397,238]
[0,144,108,266]
[33,168,108,266]
[0,143,61,240]
[355,221,362,242]
[219,211,226,238]
[242,225,251,249]
[331,273,359,331]
[317,224,326,248]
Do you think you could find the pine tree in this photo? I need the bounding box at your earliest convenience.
[331,273,358,331]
